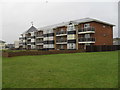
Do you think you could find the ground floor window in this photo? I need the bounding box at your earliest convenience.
[67,43,75,49]
[60,45,63,49]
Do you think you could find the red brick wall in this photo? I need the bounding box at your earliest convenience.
[77,21,113,45]
[90,21,113,45]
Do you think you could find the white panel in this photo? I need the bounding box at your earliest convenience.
[23,34,25,37]
[23,45,26,48]
[31,39,35,42]
[67,34,75,40]
[48,36,54,40]
[43,44,54,48]
[23,40,26,42]
[44,36,53,41]
[49,44,54,48]
[44,37,48,41]
[14,41,19,48]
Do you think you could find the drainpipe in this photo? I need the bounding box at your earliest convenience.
[76,25,78,50]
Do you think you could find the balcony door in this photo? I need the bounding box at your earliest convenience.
[67,22,75,31]
[84,23,90,28]
[84,34,90,38]
[67,43,75,49]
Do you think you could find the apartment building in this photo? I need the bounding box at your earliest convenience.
[19,18,114,50]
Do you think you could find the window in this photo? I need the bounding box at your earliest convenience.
[31,45,35,49]
[60,45,63,49]
[31,39,35,42]
[103,25,106,28]
[71,44,73,49]
[44,37,48,41]
[103,34,106,37]
[85,43,90,46]
[67,43,75,49]
[60,37,64,40]
[84,24,90,28]
[61,29,64,32]
[67,24,75,31]
[85,34,90,38]
[31,32,34,36]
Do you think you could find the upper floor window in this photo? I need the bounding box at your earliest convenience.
[85,34,90,38]
[60,45,63,49]
[103,25,106,28]
[60,37,64,40]
[84,24,90,28]
[67,24,75,31]
[61,29,64,32]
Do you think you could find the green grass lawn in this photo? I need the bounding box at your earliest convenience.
[2,51,118,88]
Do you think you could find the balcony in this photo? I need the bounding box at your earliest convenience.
[56,39,67,44]
[27,42,31,45]
[27,36,35,39]
[19,37,26,40]
[19,37,23,40]
[22,42,26,45]
[19,42,23,46]
[36,41,43,45]
[78,27,95,34]
[56,31,67,36]
[78,38,95,43]
[36,34,43,38]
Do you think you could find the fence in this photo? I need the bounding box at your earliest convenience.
[86,45,120,52]
[2,50,85,57]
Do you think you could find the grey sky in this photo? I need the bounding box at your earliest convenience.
[2,1,118,43]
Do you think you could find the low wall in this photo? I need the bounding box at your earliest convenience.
[2,50,85,57]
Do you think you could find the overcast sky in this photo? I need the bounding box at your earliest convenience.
[1,1,118,43]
